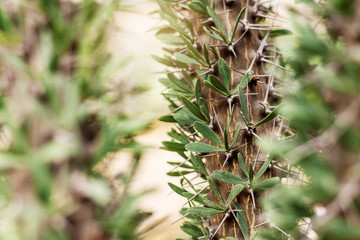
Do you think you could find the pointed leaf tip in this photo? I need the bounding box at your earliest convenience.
[185,142,225,153]
[212,170,247,185]
[218,58,231,91]
[194,121,224,147]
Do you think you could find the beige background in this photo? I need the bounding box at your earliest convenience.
[109,2,187,239]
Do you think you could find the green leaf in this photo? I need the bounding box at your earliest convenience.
[162,91,192,99]
[181,96,205,121]
[188,0,209,16]
[203,44,210,65]
[0,8,12,33]
[230,6,247,42]
[198,97,210,122]
[159,115,176,123]
[208,45,219,59]
[190,153,208,176]
[238,152,249,179]
[207,176,225,206]
[239,70,254,90]
[195,78,202,101]
[174,108,203,125]
[174,52,202,66]
[203,26,225,42]
[194,121,224,147]
[159,78,187,93]
[210,26,229,43]
[167,161,194,169]
[235,203,249,240]
[158,0,177,19]
[183,17,194,38]
[203,80,229,96]
[168,129,189,144]
[185,142,225,153]
[224,128,229,150]
[209,74,230,96]
[254,156,272,181]
[161,12,189,37]
[252,177,280,191]
[226,104,235,132]
[207,6,228,40]
[212,171,248,185]
[229,123,242,148]
[321,219,360,239]
[199,198,224,210]
[249,163,254,183]
[167,72,193,93]
[218,58,231,91]
[184,192,224,210]
[181,222,203,237]
[157,34,184,45]
[152,54,174,67]
[270,29,293,37]
[31,161,52,204]
[238,85,250,124]
[167,171,194,176]
[227,184,244,205]
[181,36,205,63]
[188,206,225,217]
[168,182,187,197]
[251,104,282,128]
[161,141,186,152]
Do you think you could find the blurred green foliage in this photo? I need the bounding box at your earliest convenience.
[259,0,360,239]
[0,1,151,239]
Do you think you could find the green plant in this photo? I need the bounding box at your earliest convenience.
[258,0,360,239]
[156,0,287,238]
[0,1,151,239]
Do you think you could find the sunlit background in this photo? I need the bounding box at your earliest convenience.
[106,1,187,239]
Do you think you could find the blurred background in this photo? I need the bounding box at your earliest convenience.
[0,0,187,239]
[0,0,301,239]
[105,1,187,239]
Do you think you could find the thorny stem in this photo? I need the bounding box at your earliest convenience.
[251,131,263,142]
[261,57,289,70]
[270,222,294,240]
[161,0,288,237]
[212,105,224,137]
[183,185,209,206]
[210,212,230,239]
[182,180,208,189]
[221,152,232,168]
[171,212,191,225]
[169,157,192,172]
[249,189,256,209]
[254,220,270,228]
[252,147,261,171]
[227,96,234,116]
